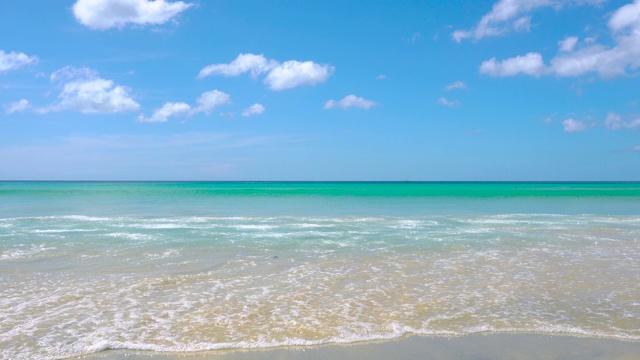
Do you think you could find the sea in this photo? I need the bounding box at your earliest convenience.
[1,182,639,359]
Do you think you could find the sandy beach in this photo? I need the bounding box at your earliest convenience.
[78,334,640,360]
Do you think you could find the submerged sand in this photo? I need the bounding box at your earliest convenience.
[77,334,640,360]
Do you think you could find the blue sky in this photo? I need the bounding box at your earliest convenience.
[1,0,639,180]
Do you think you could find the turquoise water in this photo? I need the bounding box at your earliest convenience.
[1,182,639,359]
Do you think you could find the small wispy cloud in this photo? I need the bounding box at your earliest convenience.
[138,90,230,123]
[0,50,38,72]
[4,99,30,114]
[604,112,640,130]
[562,118,589,132]
[558,36,579,52]
[542,112,557,124]
[403,32,421,45]
[445,81,466,91]
[324,95,376,110]
[438,97,459,107]
[241,103,265,117]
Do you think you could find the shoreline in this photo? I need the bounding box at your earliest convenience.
[77,333,640,360]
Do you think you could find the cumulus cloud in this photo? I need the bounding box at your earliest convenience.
[3,66,138,115]
[480,52,546,76]
[198,53,277,79]
[138,90,230,122]
[199,53,334,91]
[73,0,193,30]
[480,0,640,79]
[52,79,140,114]
[4,99,30,114]
[445,81,467,91]
[194,90,231,114]
[438,97,460,107]
[241,103,265,117]
[264,61,334,91]
[40,67,140,114]
[324,95,376,110]
[452,0,604,42]
[562,118,588,132]
[0,50,38,72]
[138,102,190,122]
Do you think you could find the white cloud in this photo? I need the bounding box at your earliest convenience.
[198,53,278,79]
[452,0,604,42]
[264,60,334,91]
[199,53,334,91]
[138,89,230,123]
[445,80,467,91]
[0,50,38,72]
[50,66,97,82]
[52,79,140,114]
[562,118,588,132]
[512,16,532,32]
[481,0,640,79]
[194,90,231,114]
[633,145,640,151]
[376,74,387,80]
[4,99,30,114]
[45,70,139,114]
[11,67,139,114]
[5,67,139,115]
[551,0,640,78]
[438,97,460,107]
[73,0,193,30]
[138,102,190,122]
[324,95,376,110]
[604,112,640,130]
[241,103,265,117]
[559,36,579,52]
[480,52,546,76]
[609,0,640,31]
[452,0,551,42]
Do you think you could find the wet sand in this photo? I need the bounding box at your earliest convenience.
[78,334,640,360]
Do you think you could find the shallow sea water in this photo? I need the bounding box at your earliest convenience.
[1,182,639,359]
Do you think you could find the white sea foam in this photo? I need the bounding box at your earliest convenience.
[31,228,98,233]
[3,213,640,359]
[0,244,56,260]
[104,232,153,241]
[232,224,278,230]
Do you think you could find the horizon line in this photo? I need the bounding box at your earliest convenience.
[1,180,640,183]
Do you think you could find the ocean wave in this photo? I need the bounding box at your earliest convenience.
[2,324,639,360]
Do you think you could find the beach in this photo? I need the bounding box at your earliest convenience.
[2,182,639,359]
[80,334,640,360]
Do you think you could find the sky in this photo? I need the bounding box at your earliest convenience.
[0,0,639,181]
